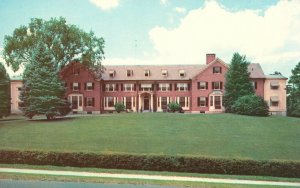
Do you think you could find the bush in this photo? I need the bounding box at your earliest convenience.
[232,94,269,116]
[0,150,299,178]
[167,102,182,113]
[114,102,125,113]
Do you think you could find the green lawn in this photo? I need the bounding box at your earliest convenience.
[0,113,300,161]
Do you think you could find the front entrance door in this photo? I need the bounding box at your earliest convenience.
[69,95,83,112]
[144,96,150,111]
[214,96,221,109]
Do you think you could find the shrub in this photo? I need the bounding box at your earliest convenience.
[114,102,125,113]
[232,94,269,116]
[167,102,181,112]
[0,150,299,178]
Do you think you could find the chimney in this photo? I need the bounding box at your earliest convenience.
[206,54,216,64]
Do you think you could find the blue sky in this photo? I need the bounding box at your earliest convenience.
[0,0,299,78]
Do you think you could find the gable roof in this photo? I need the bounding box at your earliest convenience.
[247,63,265,79]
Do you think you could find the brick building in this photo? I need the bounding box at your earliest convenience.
[59,54,287,115]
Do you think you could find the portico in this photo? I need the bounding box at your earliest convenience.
[138,92,154,112]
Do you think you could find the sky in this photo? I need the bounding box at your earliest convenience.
[0,0,299,78]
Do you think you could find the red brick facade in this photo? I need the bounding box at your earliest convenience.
[60,54,285,114]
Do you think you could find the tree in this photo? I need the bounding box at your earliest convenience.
[224,53,254,112]
[231,94,269,116]
[0,63,10,118]
[20,42,70,120]
[3,17,105,73]
[114,103,125,113]
[287,61,300,117]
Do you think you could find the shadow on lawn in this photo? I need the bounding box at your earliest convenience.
[29,116,76,122]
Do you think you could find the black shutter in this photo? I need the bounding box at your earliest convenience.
[206,97,208,107]
[65,82,67,87]
[92,82,94,90]
[102,83,106,92]
[133,84,136,91]
[220,82,223,90]
[139,84,141,91]
[206,82,208,90]
[220,67,222,73]
[152,84,154,91]
[197,82,200,89]
[92,98,95,107]
[84,97,87,107]
[197,97,200,107]
[121,84,123,91]
[84,83,86,90]
[78,83,81,90]
[255,82,257,90]
[157,84,159,91]
[188,83,190,91]
[170,84,172,91]
[175,84,177,91]
[116,84,119,91]
[212,82,214,90]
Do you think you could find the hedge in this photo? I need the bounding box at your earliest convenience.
[0,150,299,178]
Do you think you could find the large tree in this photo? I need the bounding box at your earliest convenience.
[3,17,105,73]
[20,42,70,120]
[287,61,300,117]
[0,63,10,118]
[224,53,254,112]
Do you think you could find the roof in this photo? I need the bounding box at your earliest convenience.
[265,74,287,79]
[247,63,265,78]
[101,64,207,81]
[10,75,23,81]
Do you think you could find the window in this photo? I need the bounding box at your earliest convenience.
[161,97,168,110]
[17,87,22,91]
[210,96,213,106]
[105,84,116,92]
[86,97,94,107]
[252,81,257,90]
[124,84,134,91]
[198,82,208,90]
[270,81,279,90]
[212,82,222,90]
[161,70,168,77]
[127,70,133,77]
[179,70,186,77]
[198,97,207,107]
[109,70,115,78]
[270,96,279,107]
[213,66,222,74]
[72,68,80,75]
[72,82,80,91]
[179,97,185,107]
[107,97,114,107]
[86,82,94,90]
[144,69,150,77]
[176,83,188,91]
[140,84,152,91]
[159,83,170,91]
[126,97,132,109]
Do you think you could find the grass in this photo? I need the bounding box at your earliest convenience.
[1,164,300,188]
[0,113,300,161]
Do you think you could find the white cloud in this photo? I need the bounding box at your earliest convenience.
[160,0,168,5]
[146,1,300,77]
[90,0,119,11]
[174,7,186,14]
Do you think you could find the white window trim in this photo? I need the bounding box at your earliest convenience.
[177,83,188,91]
[159,83,170,91]
[124,83,134,92]
[105,84,116,92]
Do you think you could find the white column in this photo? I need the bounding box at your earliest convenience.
[151,94,153,112]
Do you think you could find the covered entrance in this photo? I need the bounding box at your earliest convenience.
[209,91,224,112]
[138,92,153,112]
[68,94,83,112]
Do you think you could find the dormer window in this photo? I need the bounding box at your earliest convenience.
[213,66,222,74]
[109,70,115,78]
[179,70,186,77]
[145,69,150,77]
[161,70,168,77]
[127,69,133,77]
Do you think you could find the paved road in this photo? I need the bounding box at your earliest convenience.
[0,179,181,188]
[1,168,300,187]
